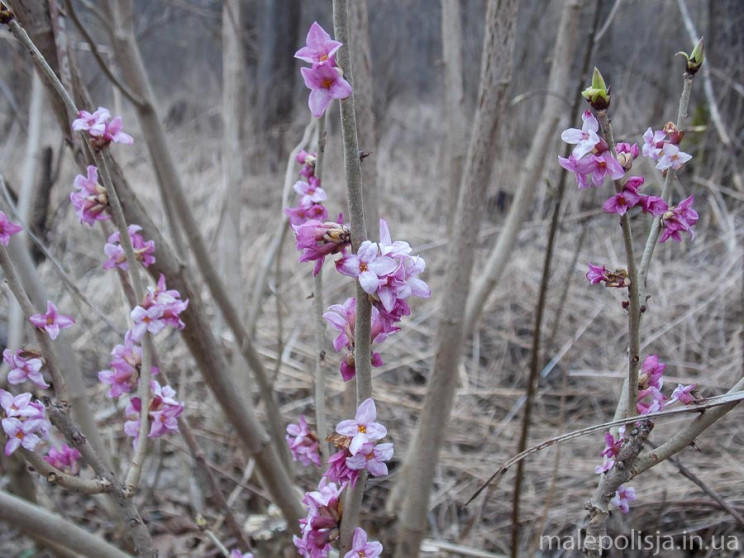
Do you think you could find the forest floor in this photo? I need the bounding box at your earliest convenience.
[1,97,743,558]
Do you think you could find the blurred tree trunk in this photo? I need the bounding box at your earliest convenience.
[441,0,467,234]
[389,1,519,556]
[349,0,379,239]
[255,0,300,171]
[463,0,582,337]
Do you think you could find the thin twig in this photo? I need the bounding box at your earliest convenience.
[63,0,145,107]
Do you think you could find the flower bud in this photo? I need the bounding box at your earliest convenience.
[582,67,610,110]
[677,37,704,75]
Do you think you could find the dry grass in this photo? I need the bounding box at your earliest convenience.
[1,83,743,558]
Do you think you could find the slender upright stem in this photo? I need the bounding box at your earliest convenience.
[332,0,373,551]
[313,115,329,463]
[596,112,641,418]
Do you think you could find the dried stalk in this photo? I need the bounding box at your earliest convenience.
[391,2,519,556]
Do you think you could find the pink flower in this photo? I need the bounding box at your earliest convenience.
[0,210,23,246]
[3,349,48,389]
[286,416,321,467]
[0,389,50,456]
[295,478,344,556]
[659,195,698,243]
[345,441,393,477]
[637,386,666,414]
[586,263,608,285]
[103,224,155,270]
[602,180,641,215]
[639,354,665,389]
[29,301,75,340]
[129,305,167,342]
[294,219,351,276]
[335,241,398,295]
[343,527,383,558]
[72,107,133,149]
[611,485,636,514]
[285,201,329,227]
[585,151,626,186]
[642,128,667,161]
[656,143,692,171]
[70,165,110,226]
[230,551,253,558]
[124,380,183,445]
[335,398,387,455]
[325,448,361,488]
[670,384,697,405]
[72,107,110,136]
[141,274,189,330]
[558,154,594,189]
[295,22,343,66]
[294,178,327,205]
[301,63,353,118]
[639,195,668,216]
[600,426,626,460]
[560,110,601,159]
[44,444,81,475]
[2,417,43,456]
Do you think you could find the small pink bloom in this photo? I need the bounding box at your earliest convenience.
[345,441,393,477]
[642,128,667,161]
[639,195,668,216]
[301,64,353,118]
[656,143,692,171]
[586,263,608,285]
[44,444,81,475]
[29,301,75,340]
[295,22,343,66]
[286,416,321,467]
[70,165,110,226]
[602,185,641,215]
[325,448,361,488]
[639,354,665,389]
[129,305,167,342]
[560,110,601,159]
[103,224,156,270]
[285,201,329,227]
[659,195,698,243]
[0,210,23,246]
[558,154,594,189]
[72,107,133,149]
[294,220,350,276]
[670,384,697,405]
[3,349,48,389]
[343,527,383,558]
[335,398,387,455]
[611,485,636,514]
[335,241,398,295]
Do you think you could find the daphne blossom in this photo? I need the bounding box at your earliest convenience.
[29,301,75,340]
[72,107,133,149]
[70,165,110,226]
[3,349,48,389]
[0,211,23,246]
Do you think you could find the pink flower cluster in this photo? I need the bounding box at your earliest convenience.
[0,389,50,456]
[560,111,699,245]
[558,111,625,189]
[324,219,429,381]
[0,210,23,246]
[594,355,697,512]
[72,107,133,150]
[286,415,322,467]
[29,301,75,340]
[44,443,81,475]
[293,399,390,557]
[98,275,187,442]
[286,151,330,227]
[642,123,692,171]
[323,298,393,381]
[70,166,110,226]
[98,331,160,399]
[103,224,156,270]
[3,349,48,389]
[296,22,353,118]
[124,380,184,446]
